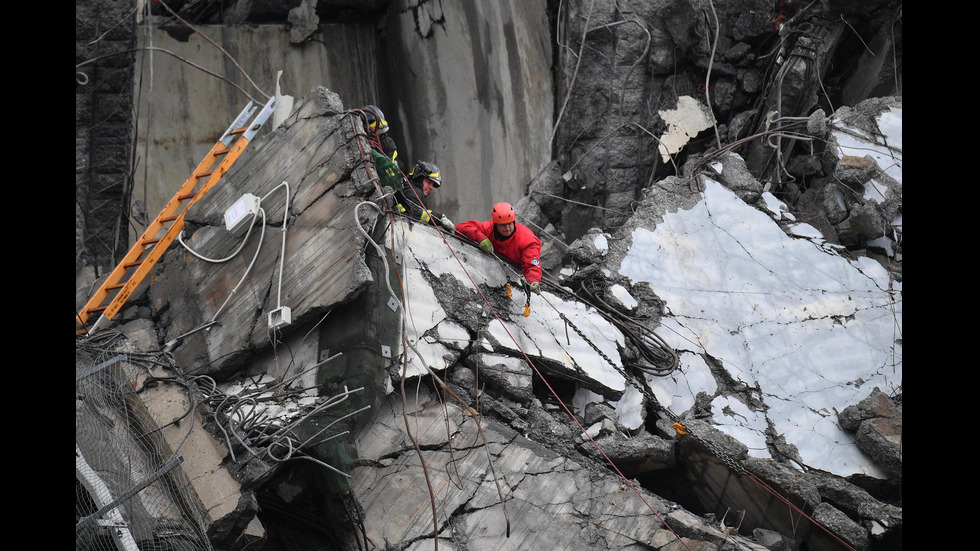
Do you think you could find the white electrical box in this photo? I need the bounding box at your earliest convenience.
[268,306,292,329]
[224,194,260,236]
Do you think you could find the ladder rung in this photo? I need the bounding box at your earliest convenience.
[76,96,278,335]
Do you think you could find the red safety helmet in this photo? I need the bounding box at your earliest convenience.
[491,202,515,224]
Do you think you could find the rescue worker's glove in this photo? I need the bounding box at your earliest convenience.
[479,239,493,253]
[439,215,455,232]
[529,281,541,294]
[420,210,432,224]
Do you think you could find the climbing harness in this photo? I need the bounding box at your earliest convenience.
[521,279,532,317]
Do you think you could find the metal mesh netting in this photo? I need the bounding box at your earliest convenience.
[76,330,213,551]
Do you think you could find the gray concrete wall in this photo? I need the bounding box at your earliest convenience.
[131,3,554,243]
[132,23,380,243]
[380,0,554,222]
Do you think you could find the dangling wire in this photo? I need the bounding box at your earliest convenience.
[404,213,693,550]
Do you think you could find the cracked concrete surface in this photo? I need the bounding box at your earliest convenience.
[351,385,674,551]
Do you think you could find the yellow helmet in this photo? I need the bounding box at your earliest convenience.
[409,160,441,188]
[363,105,389,134]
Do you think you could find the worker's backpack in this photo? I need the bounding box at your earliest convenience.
[371,149,405,192]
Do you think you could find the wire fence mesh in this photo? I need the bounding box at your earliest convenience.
[76,330,213,551]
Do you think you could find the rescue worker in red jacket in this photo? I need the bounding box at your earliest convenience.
[455,202,543,294]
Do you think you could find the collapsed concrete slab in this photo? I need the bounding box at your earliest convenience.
[77,83,901,551]
[149,86,383,378]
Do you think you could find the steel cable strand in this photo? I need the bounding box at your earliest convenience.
[153,0,270,101]
[422,212,694,550]
[701,0,724,150]
[387,210,512,539]
[78,46,263,105]
[343,494,370,551]
[426,375,470,491]
[529,288,671,419]
[212,394,242,461]
[254,399,362,467]
[292,404,368,451]
[746,473,859,551]
[514,269,678,377]
[403,339,512,535]
[386,213,486,546]
[261,433,353,479]
[610,12,651,124]
[398,311,442,548]
[234,399,275,444]
[77,328,125,351]
[264,434,297,463]
[551,0,597,147]
[225,397,261,458]
[261,385,363,445]
[578,281,679,375]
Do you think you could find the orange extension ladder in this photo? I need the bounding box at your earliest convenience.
[76,96,278,335]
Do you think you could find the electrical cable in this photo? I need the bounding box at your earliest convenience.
[176,215,258,263]
[153,0,270,101]
[210,209,267,323]
[353,201,402,312]
[261,181,292,310]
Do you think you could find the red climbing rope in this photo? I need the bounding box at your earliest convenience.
[746,473,859,551]
[397,206,694,551]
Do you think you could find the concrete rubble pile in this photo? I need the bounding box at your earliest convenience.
[76,85,901,551]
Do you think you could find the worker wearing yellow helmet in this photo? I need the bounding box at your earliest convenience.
[362,104,399,165]
[395,160,455,231]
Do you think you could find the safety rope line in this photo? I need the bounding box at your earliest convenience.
[359,128,855,551]
[746,473,858,551]
[384,209,511,546]
[404,212,694,551]
[407,205,863,550]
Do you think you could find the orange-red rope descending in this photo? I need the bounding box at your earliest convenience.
[392,196,693,551]
[746,473,858,551]
[393,183,861,551]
